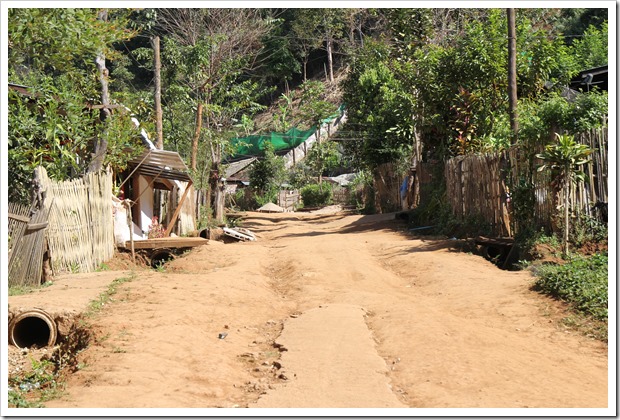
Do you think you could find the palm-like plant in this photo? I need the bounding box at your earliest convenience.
[536,133,593,254]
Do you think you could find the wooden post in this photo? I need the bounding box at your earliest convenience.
[152,36,164,149]
[164,181,193,237]
[507,8,518,144]
[126,200,135,264]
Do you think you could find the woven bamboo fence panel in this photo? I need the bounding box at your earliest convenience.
[278,189,301,210]
[504,146,555,232]
[38,166,114,274]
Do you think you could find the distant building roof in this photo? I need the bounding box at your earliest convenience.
[569,65,608,92]
[225,157,257,180]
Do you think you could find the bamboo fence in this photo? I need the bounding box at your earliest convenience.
[445,127,608,237]
[8,202,30,262]
[37,166,115,274]
[445,154,511,237]
[8,201,49,288]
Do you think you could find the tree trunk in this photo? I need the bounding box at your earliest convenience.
[303,57,308,83]
[563,174,570,255]
[326,35,334,83]
[214,181,225,225]
[190,102,203,170]
[87,8,111,173]
[152,36,164,149]
[507,8,518,144]
[208,164,223,224]
[357,21,364,48]
[208,129,225,224]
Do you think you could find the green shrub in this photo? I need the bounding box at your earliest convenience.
[570,213,608,248]
[300,183,333,207]
[533,253,608,321]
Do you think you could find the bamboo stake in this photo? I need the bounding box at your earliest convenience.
[126,199,135,264]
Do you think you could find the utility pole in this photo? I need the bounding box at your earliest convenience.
[507,8,518,144]
[152,36,164,149]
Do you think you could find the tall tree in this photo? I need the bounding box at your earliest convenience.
[290,9,323,82]
[156,8,271,223]
[152,35,164,149]
[87,8,112,173]
[507,8,518,143]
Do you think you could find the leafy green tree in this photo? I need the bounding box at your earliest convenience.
[555,8,608,45]
[290,9,323,82]
[537,133,593,254]
[571,21,608,69]
[305,141,340,185]
[298,81,338,132]
[256,15,301,94]
[341,43,414,169]
[249,142,286,205]
[516,15,578,99]
[8,8,137,202]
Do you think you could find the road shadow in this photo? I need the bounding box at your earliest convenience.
[240,211,478,257]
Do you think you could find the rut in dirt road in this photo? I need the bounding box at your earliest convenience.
[40,211,607,410]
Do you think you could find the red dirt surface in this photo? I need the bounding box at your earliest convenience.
[9,209,609,413]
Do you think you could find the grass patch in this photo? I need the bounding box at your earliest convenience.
[532,253,608,340]
[84,273,135,318]
[8,285,35,296]
[9,281,54,296]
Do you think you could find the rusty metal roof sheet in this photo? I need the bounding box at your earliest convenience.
[128,149,192,183]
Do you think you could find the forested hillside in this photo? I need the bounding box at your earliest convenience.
[7,8,608,219]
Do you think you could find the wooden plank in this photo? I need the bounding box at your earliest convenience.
[123,237,208,250]
[25,222,48,231]
[164,181,193,237]
[8,212,30,223]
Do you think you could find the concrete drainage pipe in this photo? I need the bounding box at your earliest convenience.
[150,249,175,268]
[9,308,58,348]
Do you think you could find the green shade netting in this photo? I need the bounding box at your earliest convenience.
[230,126,317,159]
[230,105,346,159]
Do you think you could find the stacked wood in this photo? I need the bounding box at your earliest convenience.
[8,202,29,261]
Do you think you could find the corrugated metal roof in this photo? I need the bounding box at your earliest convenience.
[224,157,257,179]
[128,149,192,183]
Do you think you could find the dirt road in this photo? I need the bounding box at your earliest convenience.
[37,209,607,411]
